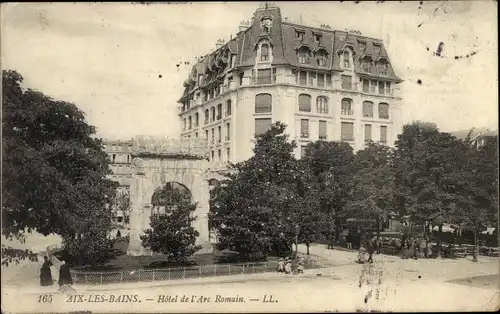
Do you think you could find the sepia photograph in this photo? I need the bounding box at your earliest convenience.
[1,1,498,312]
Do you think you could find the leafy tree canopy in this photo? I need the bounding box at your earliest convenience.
[2,70,117,266]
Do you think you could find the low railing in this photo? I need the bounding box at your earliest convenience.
[70,258,321,286]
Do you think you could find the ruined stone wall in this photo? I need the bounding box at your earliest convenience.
[127,137,212,256]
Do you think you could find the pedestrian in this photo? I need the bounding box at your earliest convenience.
[39,255,53,287]
[412,239,419,260]
[284,257,292,274]
[367,239,375,263]
[297,257,304,274]
[358,245,368,263]
[346,232,353,250]
[58,261,73,287]
[277,258,285,273]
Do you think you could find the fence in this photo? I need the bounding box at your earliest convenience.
[70,258,321,286]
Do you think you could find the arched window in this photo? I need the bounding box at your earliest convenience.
[194,113,199,127]
[316,51,327,67]
[341,98,353,115]
[377,60,388,75]
[316,96,329,114]
[362,101,374,118]
[298,94,311,112]
[343,50,350,68]
[261,44,269,62]
[217,103,222,120]
[188,116,192,129]
[297,47,310,64]
[204,109,209,124]
[255,93,272,113]
[361,57,373,73]
[226,100,232,116]
[378,102,389,119]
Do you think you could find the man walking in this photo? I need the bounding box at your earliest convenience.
[367,238,375,263]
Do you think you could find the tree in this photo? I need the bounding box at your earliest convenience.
[345,142,395,238]
[458,133,499,262]
[302,141,355,241]
[2,70,118,266]
[209,122,302,260]
[140,185,201,263]
[393,122,470,257]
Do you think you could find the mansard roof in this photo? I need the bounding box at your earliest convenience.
[181,4,403,99]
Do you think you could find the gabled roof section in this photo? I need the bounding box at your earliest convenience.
[238,6,287,67]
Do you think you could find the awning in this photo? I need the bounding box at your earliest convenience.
[432,224,457,233]
[481,228,496,235]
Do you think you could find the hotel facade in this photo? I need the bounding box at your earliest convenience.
[178,3,403,170]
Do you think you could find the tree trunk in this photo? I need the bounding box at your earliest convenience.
[472,229,479,262]
[376,217,381,237]
[437,224,442,258]
[306,242,310,255]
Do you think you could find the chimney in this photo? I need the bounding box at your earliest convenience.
[215,38,225,50]
[238,20,250,33]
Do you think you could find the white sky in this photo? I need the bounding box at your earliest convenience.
[1,1,498,140]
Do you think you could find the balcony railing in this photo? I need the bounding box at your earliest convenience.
[319,135,327,140]
[300,133,309,138]
[341,110,354,116]
[251,75,276,85]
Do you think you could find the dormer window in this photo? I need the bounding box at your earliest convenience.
[343,51,351,68]
[261,44,269,62]
[297,47,310,64]
[296,30,305,40]
[377,60,388,75]
[314,33,322,43]
[359,42,366,53]
[374,44,381,54]
[316,51,328,67]
[361,57,373,73]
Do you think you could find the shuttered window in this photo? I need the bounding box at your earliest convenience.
[363,101,374,118]
[341,98,353,115]
[255,118,272,137]
[341,122,354,141]
[378,103,389,119]
[316,96,329,114]
[298,94,311,112]
[255,93,272,113]
[300,119,309,138]
[365,124,372,142]
[319,120,327,140]
[380,126,388,143]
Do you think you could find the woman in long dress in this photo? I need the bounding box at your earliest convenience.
[39,256,53,286]
[58,261,73,287]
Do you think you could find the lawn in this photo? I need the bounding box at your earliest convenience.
[78,239,279,271]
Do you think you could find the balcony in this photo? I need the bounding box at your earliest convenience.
[216,115,222,120]
[319,135,327,140]
[251,75,276,85]
[341,109,354,116]
[300,133,309,139]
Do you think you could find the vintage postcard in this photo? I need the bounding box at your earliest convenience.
[1,1,498,313]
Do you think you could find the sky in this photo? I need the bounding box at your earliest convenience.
[1,1,498,140]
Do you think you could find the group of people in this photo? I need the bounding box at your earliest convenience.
[358,235,382,264]
[39,255,73,288]
[276,257,304,275]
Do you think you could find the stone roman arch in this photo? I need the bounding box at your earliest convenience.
[126,136,213,256]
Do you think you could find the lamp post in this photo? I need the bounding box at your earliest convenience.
[295,224,300,259]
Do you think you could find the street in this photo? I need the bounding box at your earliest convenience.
[2,244,498,312]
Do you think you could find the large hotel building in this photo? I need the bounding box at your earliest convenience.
[178,3,403,170]
[104,3,403,235]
